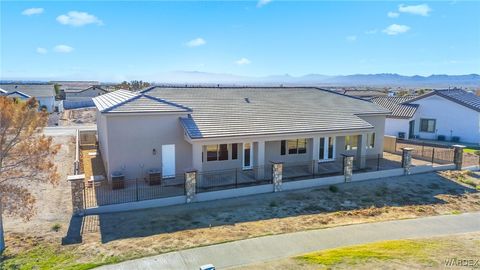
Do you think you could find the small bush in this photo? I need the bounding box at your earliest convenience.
[51,223,61,232]
[269,201,278,207]
[329,185,338,193]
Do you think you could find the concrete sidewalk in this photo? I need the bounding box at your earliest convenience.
[97,212,480,270]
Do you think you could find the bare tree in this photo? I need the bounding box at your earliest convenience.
[0,97,59,253]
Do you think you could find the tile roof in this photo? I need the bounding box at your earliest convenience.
[343,90,388,99]
[426,89,480,112]
[93,89,191,113]
[371,96,418,119]
[0,84,55,98]
[142,87,390,139]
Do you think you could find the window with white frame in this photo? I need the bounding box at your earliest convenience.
[206,144,228,161]
[420,119,436,133]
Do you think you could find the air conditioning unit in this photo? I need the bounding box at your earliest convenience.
[148,168,162,186]
[111,171,125,190]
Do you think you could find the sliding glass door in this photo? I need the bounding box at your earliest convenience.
[319,136,335,162]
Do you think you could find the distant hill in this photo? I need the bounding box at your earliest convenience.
[2,73,479,88]
[148,71,480,88]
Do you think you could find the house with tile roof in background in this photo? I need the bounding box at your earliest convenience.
[0,84,56,112]
[93,87,390,182]
[372,89,480,145]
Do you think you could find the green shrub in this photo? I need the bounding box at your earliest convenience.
[51,223,61,232]
[329,185,338,193]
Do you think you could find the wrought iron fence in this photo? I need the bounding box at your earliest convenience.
[353,154,403,171]
[388,140,455,165]
[196,165,273,193]
[84,174,186,208]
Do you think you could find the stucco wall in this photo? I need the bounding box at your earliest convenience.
[104,113,192,180]
[97,111,109,174]
[410,95,480,144]
[384,118,410,138]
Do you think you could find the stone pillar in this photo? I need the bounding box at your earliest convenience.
[401,147,413,175]
[67,174,85,216]
[272,162,283,192]
[356,134,367,169]
[312,136,320,174]
[453,145,466,170]
[342,154,354,182]
[185,170,197,203]
[256,141,266,179]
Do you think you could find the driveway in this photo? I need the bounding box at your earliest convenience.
[97,212,480,270]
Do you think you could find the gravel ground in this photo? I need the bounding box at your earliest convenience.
[59,108,96,126]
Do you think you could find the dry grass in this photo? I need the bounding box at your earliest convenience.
[233,232,480,270]
[3,170,480,269]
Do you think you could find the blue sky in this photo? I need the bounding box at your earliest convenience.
[1,1,479,81]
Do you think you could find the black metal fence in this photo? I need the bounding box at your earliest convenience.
[84,174,186,208]
[388,140,455,165]
[354,154,403,171]
[196,165,273,193]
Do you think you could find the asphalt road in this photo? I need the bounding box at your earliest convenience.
[97,212,480,270]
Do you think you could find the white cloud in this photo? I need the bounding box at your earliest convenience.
[235,58,251,65]
[346,35,357,42]
[257,0,272,8]
[387,11,399,18]
[22,8,44,16]
[382,24,410,35]
[365,29,378,34]
[398,4,431,16]
[185,38,206,47]
[56,11,103,26]
[53,45,74,53]
[36,47,47,54]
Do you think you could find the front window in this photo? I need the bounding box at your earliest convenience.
[345,135,358,151]
[420,119,436,133]
[283,139,307,155]
[206,144,228,161]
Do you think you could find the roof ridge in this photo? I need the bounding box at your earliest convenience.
[142,94,192,112]
[101,91,141,113]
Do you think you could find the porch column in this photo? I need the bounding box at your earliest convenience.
[453,145,466,170]
[401,147,413,175]
[192,143,203,172]
[256,141,265,179]
[356,134,367,169]
[312,136,320,174]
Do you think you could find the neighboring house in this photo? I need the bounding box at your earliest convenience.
[93,87,390,181]
[0,84,56,112]
[343,90,388,100]
[372,89,480,145]
[59,86,109,110]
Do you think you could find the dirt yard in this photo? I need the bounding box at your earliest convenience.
[2,170,480,269]
[233,232,480,270]
[59,108,96,126]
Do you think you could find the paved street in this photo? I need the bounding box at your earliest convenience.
[97,212,480,270]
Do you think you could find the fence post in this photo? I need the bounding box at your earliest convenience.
[342,154,354,182]
[185,169,197,203]
[272,162,283,192]
[235,168,238,188]
[376,154,380,171]
[431,148,435,165]
[67,174,85,216]
[453,145,466,170]
[401,147,413,175]
[135,178,139,201]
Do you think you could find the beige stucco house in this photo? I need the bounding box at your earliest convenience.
[93,87,390,181]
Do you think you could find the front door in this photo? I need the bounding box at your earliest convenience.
[162,144,175,178]
[409,120,415,139]
[243,142,253,170]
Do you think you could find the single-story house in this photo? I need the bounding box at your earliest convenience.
[0,84,56,112]
[93,87,390,181]
[60,86,109,110]
[372,89,480,145]
[342,90,388,100]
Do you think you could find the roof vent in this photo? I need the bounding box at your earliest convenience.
[244,97,250,103]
